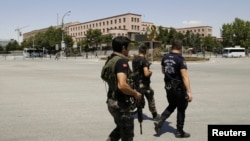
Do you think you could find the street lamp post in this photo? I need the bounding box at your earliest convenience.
[61,11,71,52]
[233,33,236,47]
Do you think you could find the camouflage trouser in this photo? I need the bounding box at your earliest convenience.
[107,99,134,141]
[140,86,157,114]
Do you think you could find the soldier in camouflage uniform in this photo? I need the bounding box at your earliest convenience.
[102,36,142,141]
[132,45,160,120]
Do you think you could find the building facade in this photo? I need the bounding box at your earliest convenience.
[23,13,213,43]
[176,26,213,37]
[67,13,153,42]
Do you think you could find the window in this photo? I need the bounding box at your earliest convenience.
[123,18,126,22]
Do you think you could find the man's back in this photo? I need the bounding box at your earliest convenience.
[132,55,150,84]
[161,52,186,82]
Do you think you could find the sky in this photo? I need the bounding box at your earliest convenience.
[0,0,250,42]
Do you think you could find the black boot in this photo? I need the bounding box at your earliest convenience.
[152,112,160,121]
[175,129,190,138]
[153,110,171,135]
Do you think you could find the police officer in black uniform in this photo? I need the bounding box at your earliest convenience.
[132,45,160,120]
[105,36,142,141]
[154,39,193,138]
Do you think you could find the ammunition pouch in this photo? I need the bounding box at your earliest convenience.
[118,96,135,110]
[107,89,135,110]
[107,98,120,109]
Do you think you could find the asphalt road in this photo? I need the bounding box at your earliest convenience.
[0,56,250,141]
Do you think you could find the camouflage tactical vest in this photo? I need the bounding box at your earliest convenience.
[101,55,121,93]
[101,54,135,103]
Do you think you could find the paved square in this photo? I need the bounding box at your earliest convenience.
[1,56,250,141]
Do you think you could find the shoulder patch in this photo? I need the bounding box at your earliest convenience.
[123,63,128,67]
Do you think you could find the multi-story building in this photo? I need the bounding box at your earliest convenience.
[176,26,213,37]
[23,13,213,43]
[67,13,154,42]
[23,22,77,40]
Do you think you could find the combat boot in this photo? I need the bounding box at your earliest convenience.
[175,129,190,138]
[152,112,160,121]
[154,116,165,135]
[153,110,171,135]
[154,110,171,134]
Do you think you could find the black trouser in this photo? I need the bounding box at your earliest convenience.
[163,87,188,130]
[107,100,134,141]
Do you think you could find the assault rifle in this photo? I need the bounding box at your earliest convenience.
[136,89,145,135]
[129,72,145,135]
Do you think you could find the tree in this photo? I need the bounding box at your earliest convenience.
[5,40,19,51]
[157,26,169,46]
[44,27,61,51]
[202,36,216,51]
[85,29,102,54]
[22,26,73,56]
[102,34,113,48]
[221,18,250,49]
[168,27,178,43]
[85,29,102,47]
[0,44,3,51]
